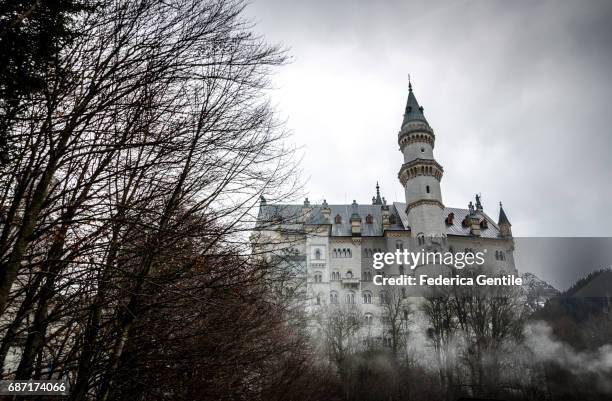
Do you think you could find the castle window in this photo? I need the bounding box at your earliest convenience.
[401,288,407,299]
[389,214,396,224]
[399,265,405,275]
[366,214,373,224]
[426,185,430,193]
[364,313,373,325]
[346,291,355,304]
[334,214,342,224]
[363,271,372,281]
[314,249,321,260]
[363,292,372,304]
[346,270,353,279]
[316,294,321,305]
[445,213,455,225]
[314,272,322,283]
[379,291,387,304]
[421,147,425,153]
[403,309,409,321]
[330,291,338,304]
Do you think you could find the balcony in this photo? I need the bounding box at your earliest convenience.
[341,276,360,288]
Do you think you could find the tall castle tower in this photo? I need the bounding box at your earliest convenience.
[397,82,445,238]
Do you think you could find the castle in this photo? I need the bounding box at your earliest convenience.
[254,82,517,335]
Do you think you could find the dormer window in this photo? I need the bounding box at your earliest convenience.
[445,212,455,225]
[480,219,488,229]
[366,214,373,224]
[334,214,342,224]
[389,214,396,224]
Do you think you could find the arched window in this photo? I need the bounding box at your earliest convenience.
[332,271,339,281]
[314,249,321,260]
[364,313,373,325]
[379,291,387,304]
[316,294,321,305]
[426,185,430,193]
[332,249,337,258]
[396,241,404,250]
[363,292,372,304]
[346,270,353,279]
[346,291,355,304]
[348,249,352,258]
[330,291,338,304]
[314,272,322,283]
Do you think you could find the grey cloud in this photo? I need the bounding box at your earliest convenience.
[245,0,612,239]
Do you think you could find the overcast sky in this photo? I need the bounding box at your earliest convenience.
[245,0,612,239]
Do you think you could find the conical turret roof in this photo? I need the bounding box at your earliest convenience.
[401,82,428,129]
[498,202,511,225]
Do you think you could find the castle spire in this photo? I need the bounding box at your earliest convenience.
[498,202,512,238]
[372,182,383,205]
[401,81,428,128]
[498,202,511,225]
[397,80,445,237]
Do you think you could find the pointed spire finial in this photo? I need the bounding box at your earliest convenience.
[408,73,412,92]
[373,182,383,205]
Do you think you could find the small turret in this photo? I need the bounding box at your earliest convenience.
[498,202,512,238]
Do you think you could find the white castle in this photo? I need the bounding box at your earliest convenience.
[253,82,517,338]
